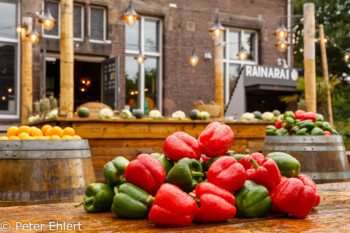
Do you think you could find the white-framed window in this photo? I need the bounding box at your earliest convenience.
[89,6,106,42]
[42,1,60,38]
[223,28,258,104]
[73,4,84,41]
[0,0,20,118]
[125,17,162,113]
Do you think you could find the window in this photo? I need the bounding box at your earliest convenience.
[0,0,19,118]
[43,1,60,38]
[125,18,162,113]
[223,28,258,104]
[73,5,83,40]
[89,6,106,42]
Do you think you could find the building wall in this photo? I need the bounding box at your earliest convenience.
[17,0,291,120]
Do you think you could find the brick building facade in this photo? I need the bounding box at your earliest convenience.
[0,0,293,124]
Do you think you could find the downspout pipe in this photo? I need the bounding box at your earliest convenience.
[287,0,291,67]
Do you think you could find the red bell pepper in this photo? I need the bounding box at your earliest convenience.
[124,153,166,195]
[148,184,197,227]
[246,158,281,192]
[163,132,201,162]
[193,182,236,222]
[301,112,316,122]
[239,152,265,170]
[323,130,332,136]
[294,110,305,120]
[275,120,283,129]
[297,174,321,207]
[207,156,246,192]
[198,122,234,157]
[270,177,317,218]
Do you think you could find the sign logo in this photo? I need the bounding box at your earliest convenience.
[291,69,298,81]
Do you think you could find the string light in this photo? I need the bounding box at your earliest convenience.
[345,53,350,61]
[209,16,226,39]
[188,49,199,66]
[273,21,289,41]
[8,88,12,93]
[1,96,6,101]
[121,1,140,26]
[26,21,41,44]
[276,40,289,52]
[237,47,249,61]
[38,5,57,31]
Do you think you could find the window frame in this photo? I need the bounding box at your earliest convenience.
[42,0,60,39]
[125,16,163,113]
[89,5,106,43]
[73,3,84,41]
[0,0,20,119]
[223,28,258,104]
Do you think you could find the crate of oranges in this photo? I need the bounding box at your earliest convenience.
[1,125,82,140]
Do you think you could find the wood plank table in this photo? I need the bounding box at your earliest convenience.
[1,182,350,232]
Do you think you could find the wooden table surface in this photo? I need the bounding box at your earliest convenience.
[1,182,350,232]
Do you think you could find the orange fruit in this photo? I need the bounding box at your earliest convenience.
[50,135,61,140]
[30,127,43,137]
[7,126,19,137]
[48,126,64,137]
[62,135,73,140]
[8,136,19,140]
[18,126,31,135]
[22,136,34,140]
[36,136,47,140]
[18,132,30,140]
[41,125,52,135]
[63,127,75,136]
[72,135,82,140]
[0,136,8,140]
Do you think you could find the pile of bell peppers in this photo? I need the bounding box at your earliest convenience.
[266,110,339,136]
[75,121,321,227]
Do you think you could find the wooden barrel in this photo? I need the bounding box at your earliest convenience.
[263,136,350,183]
[0,139,95,207]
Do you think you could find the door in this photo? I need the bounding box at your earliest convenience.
[102,57,119,110]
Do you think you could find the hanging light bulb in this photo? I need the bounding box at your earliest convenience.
[39,5,57,31]
[188,49,199,66]
[276,40,289,52]
[345,53,350,61]
[273,21,290,41]
[323,38,328,43]
[26,21,42,44]
[16,23,27,34]
[209,16,226,39]
[16,26,22,33]
[121,1,141,26]
[237,47,249,61]
[135,53,147,64]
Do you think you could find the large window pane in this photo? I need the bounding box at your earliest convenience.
[125,20,139,51]
[74,5,82,39]
[144,19,159,52]
[229,64,240,97]
[243,32,255,61]
[0,2,17,39]
[229,30,240,60]
[44,2,59,37]
[144,57,158,111]
[90,7,104,41]
[125,56,139,111]
[0,43,16,113]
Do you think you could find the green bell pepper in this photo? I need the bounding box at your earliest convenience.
[331,128,339,135]
[111,183,155,219]
[310,127,324,135]
[314,121,323,128]
[295,128,309,135]
[290,126,299,135]
[295,119,301,127]
[299,120,314,130]
[283,111,295,120]
[322,122,332,132]
[151,153,174,175]
[266,152,300,177]
[276,128,289,136]
[166,157,204,192]
[266,125,277,136]
[75,183,114,213]
[235,180,272,218]
[316,113,324,122]
[103,156,130,187]
[285,117,295,128]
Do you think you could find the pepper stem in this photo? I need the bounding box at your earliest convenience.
[249,157,260,170]
[244,149,250,155]
[74,196,94,208]
[191,171,204,177]
[189,192,196,198]
[146,195,155,204]
[188,192,200,206]
[114,187,118,195]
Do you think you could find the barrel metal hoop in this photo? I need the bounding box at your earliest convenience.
[0,139,90,151]
[264,145,345,152]
[264,136,344,143]
[0,150,91,159]
[302,171,350,180]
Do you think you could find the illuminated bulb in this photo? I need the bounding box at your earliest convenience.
[209,17,226,39]
[131,91,134,95]
[86,80,91,86]
[144,88,148,91]
[126,15,137,27]
[39,6,57,31]
[2,96,6,101]
[345,53,350,61]
[273,21,289,41]
[26,21,42,44]
[237,47,249,61]
[16,26,22,33]
[276,40,289,52]
[121,2,140,27]
[323,38,328,43]
[135,54,147,64]
[80,88,86,92]
[43,19,55,31]
[8,88,12,93]
[82,80,86,84]
[188,49,199,66]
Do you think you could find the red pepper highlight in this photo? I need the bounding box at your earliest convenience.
[124,153,166,195]
[163,132,201,162]
[193,182,236,222]
[301,112,316,122]
[198,122,234,157]
[246,158,282,192]
[275,120,283,129]
[294,110,305,120]
[270,177,317,218]
[297,174,321,207]
[207,156,246,193]
[148,184,198,227]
